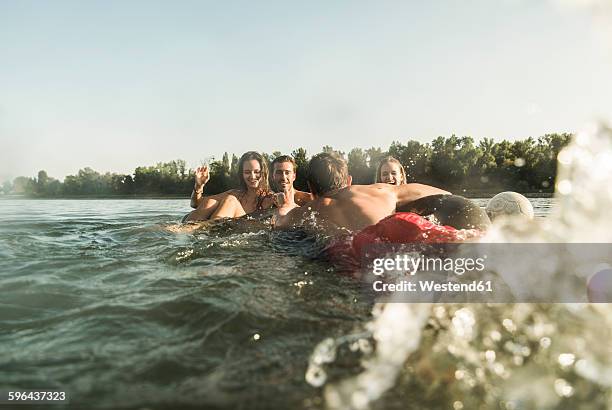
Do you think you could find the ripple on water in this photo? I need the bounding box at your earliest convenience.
[0,197,566,409]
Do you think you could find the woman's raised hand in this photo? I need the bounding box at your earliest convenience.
[194,165,210,190]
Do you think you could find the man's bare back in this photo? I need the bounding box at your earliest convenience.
[275,183,449,235]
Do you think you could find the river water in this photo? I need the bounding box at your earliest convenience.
[0,196,562,410]
[3,123,612,410]
[0,198,364,409]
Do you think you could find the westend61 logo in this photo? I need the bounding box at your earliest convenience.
[363,244,612,303]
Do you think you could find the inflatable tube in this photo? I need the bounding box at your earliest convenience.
[399,194,491,230]
[324,212,484,272]
[352,212,482,256]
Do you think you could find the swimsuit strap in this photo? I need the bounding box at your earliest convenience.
[256,191,274,210]
[256,191,276,211]
[255,194,265,210]
[237,190,273,211]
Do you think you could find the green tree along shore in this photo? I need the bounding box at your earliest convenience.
[2,134,572,198]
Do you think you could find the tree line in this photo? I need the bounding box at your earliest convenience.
[2,133,572,198]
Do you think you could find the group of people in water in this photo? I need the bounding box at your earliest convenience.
[183,151,533,247]
[185,152,312,222]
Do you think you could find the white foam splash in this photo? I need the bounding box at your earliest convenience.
[310,303,431,410]
[307,124,612,409]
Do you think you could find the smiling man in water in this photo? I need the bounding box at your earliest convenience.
[270,155,313,206]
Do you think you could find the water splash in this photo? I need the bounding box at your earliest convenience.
[307,124,612,409]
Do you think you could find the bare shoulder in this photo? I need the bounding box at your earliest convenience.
[350,183,391,191]
[400,183,450,194]
[294,190,314,205]
[225,189,242,199]
[203,189,239,201]
[347,183,393,196]
[394,183,450,204]
[369,183,394,191]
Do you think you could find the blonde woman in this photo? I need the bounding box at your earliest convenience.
[376,156,407,185]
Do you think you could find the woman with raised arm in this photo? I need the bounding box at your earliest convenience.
[184,151,275,222]
[190,165,211,209]
[183,165,232,221]
[376,156,407,186]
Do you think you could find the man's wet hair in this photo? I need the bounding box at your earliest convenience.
[307,152,349,195]
[271,155,297,172]
[402,194,491,230]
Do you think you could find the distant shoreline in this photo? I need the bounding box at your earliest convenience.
[460,191,554,198]
[1,191,554,200]
[0,194,190,200]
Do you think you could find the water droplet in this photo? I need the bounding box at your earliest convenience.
[434,306,446,319]
[540,337,551,349]
[554,378,574,397]
[453,401,464,410]
[452,308,476,340]
[306,366,327,387]
[358,338,373,354]
[514,158,526,167]
[253,333,260,341]
[311,338,337,365]
[351,391,368,409]
[502,318,516,333]
[475,367,485,379]
[493,362,505,376]
[557,180,572,195]
[557,149,572,165]
[558,353,575,367]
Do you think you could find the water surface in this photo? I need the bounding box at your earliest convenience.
[0,198,560,409]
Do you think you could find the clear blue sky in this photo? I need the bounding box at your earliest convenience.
[1,0,611,181]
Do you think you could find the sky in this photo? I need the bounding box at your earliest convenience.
[1,0,611,182]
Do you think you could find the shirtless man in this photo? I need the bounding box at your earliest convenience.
[270,155,313,206]
[274,152,450,235]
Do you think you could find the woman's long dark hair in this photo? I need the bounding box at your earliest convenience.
[237,151,270,194]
